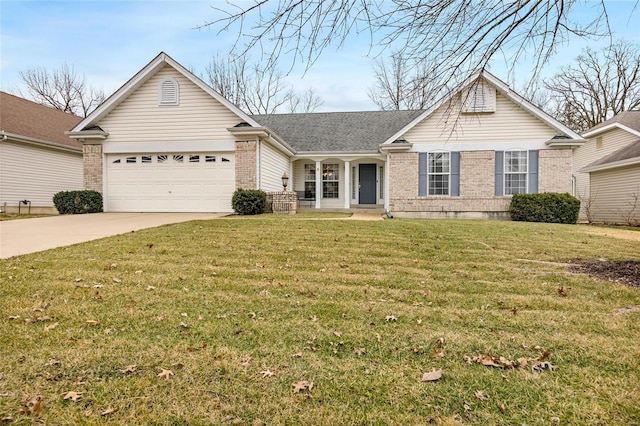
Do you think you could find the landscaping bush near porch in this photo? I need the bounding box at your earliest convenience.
[231,189,267,215]
[53,190,103,214]
[1,218,638,424]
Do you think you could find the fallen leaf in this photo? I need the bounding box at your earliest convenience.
[157,368,174,379]
[101,407,117,416]
[22,395,43,415]
[309,315,318,322]
[86,320,99,326]
[430,348,444,359]
[385,315,397,321]
[354,348,366,356]
[474,390,488,401]
[63,391,82,402]
[146,286,156,291]
[45,359,61,366]
[179,322,189,328]
[112,277,122,283]
[421,369,442,382]
[292,352,303,358]
[333,331,342,337]
[8,315,20,320]
[375,333,382,342]
[120,365,137,374]
[44,322,58,331]
[292,380,313,393]
[260,369,275,378]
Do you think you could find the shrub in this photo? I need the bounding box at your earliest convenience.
[509,192,580,224]
[53,190,103,214]
[231,189,267,215]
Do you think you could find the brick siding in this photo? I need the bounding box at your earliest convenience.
[235,140,257,189]
[83,144,103,193]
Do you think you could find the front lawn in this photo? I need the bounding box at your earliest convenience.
[1,218,639,424]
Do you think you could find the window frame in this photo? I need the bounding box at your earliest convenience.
[503,150,528,195]
[427,152,450,196]
[322,163,340,199]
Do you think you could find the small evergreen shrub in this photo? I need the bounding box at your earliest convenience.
[53,190,103,214]
[231,189,267,215]
[509,192,580,224]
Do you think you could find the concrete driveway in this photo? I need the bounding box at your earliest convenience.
[0,213,226,259]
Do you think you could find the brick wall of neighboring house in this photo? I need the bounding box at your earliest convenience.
[388,149,574,218]
[83,144,103,193]
[235,140,257,189]
[538,148,573,194]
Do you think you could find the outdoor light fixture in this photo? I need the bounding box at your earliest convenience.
[281,173,289,191]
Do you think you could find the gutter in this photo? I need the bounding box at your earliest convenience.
[0,131,82,153]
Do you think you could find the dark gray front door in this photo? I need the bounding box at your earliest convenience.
[359,164,377,204]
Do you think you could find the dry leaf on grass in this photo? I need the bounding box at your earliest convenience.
[292,380,313,393]
[44,322,58,331]
[464,351,557,371]
[157,368,174,379]
[385,315,397,321]
[119,365,137,374]
[101,407,117,416]
[260,369,274,378]
[22,395,43,415]
[354,348,366,356]
[63,391,82,402]
[86,320,99,326]
[421,369,442,382]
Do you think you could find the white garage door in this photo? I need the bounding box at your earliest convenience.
[106,153,235,212]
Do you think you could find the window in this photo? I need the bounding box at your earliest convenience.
[112,158,121,164]
[159,77,179,105]
[126,156,137,164]
[141,156,152,163]
[322,164,339,199]
[428,152,450,195]
[504,151,527,195]
[304,164,316,199]
[157,155,168,163]
[173,155,184,163]
[205,155,216,163]
[189,155,200,163]
[221,157,231,162]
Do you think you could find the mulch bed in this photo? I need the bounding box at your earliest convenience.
[569,260,640,288]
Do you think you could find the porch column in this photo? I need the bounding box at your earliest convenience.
[344,161,350,209]
[315,160,322,209]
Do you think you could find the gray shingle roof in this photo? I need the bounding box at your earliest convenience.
[250,110,424,152]
[586,110,640,134]
[583,139,640,170]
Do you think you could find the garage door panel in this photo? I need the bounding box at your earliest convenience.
[106,152,235,212]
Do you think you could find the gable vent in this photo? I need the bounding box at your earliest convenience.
[159,77,179,105]
[462,81,495,113]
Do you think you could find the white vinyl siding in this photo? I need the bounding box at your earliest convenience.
[590,165,640,224]
[404,90,557,144]
[98,66,243,145]
[259,141,290,191]
[0,140,82,208]
[573,128,639,200]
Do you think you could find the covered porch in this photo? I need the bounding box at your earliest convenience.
[290,155,386,210]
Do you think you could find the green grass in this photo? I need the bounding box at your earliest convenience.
[1,217,639,425]
[0,213,56,221]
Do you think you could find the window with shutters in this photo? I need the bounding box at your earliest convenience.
[159,77,179,105]
[419,152,460,197]
[428,152,450,195]
[504,150,528,195]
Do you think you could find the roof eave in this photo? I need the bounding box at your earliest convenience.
[379,142,413,152]
[293,150,382,159]
[545,138,587,148]
[582,123,640,138]
[0,131,83,153]
[227,126,296,156]
[580,156,640,173]
[66,130,109,140]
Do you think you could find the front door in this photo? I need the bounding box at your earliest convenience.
[359,164,377,205]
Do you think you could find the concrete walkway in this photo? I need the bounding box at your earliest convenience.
[0,213,225,259]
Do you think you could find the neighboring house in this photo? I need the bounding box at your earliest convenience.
[0,92,83,213]
[68,52,585,217]
[575,111,640,224]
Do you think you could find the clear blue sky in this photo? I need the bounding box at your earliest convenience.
[1,0,639,112]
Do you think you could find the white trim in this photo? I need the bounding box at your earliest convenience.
[0,132,82,153]
[503,149,529,195]
[581,123,640,139]
[344,160,350,209]
[382,70,583,145]
[580,156,640,173]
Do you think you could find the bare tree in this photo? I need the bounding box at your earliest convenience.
[201,1,618,92]
[287,87,324,113]
[544,41,640,132]
[19,63,105,117]
[368,52,442,110]
[205,53,322,114]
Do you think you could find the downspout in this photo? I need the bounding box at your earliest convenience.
[256,137,261,190]
[0,131,7,142]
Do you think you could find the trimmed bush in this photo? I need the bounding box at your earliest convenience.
[509,192,580,224]
[53,190,103,214]
[231,189,267,215]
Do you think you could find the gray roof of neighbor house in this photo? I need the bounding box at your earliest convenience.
[0,91,83,150]
[251,110,425,152]
[583,139,640,170]
[586,110,640,133]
